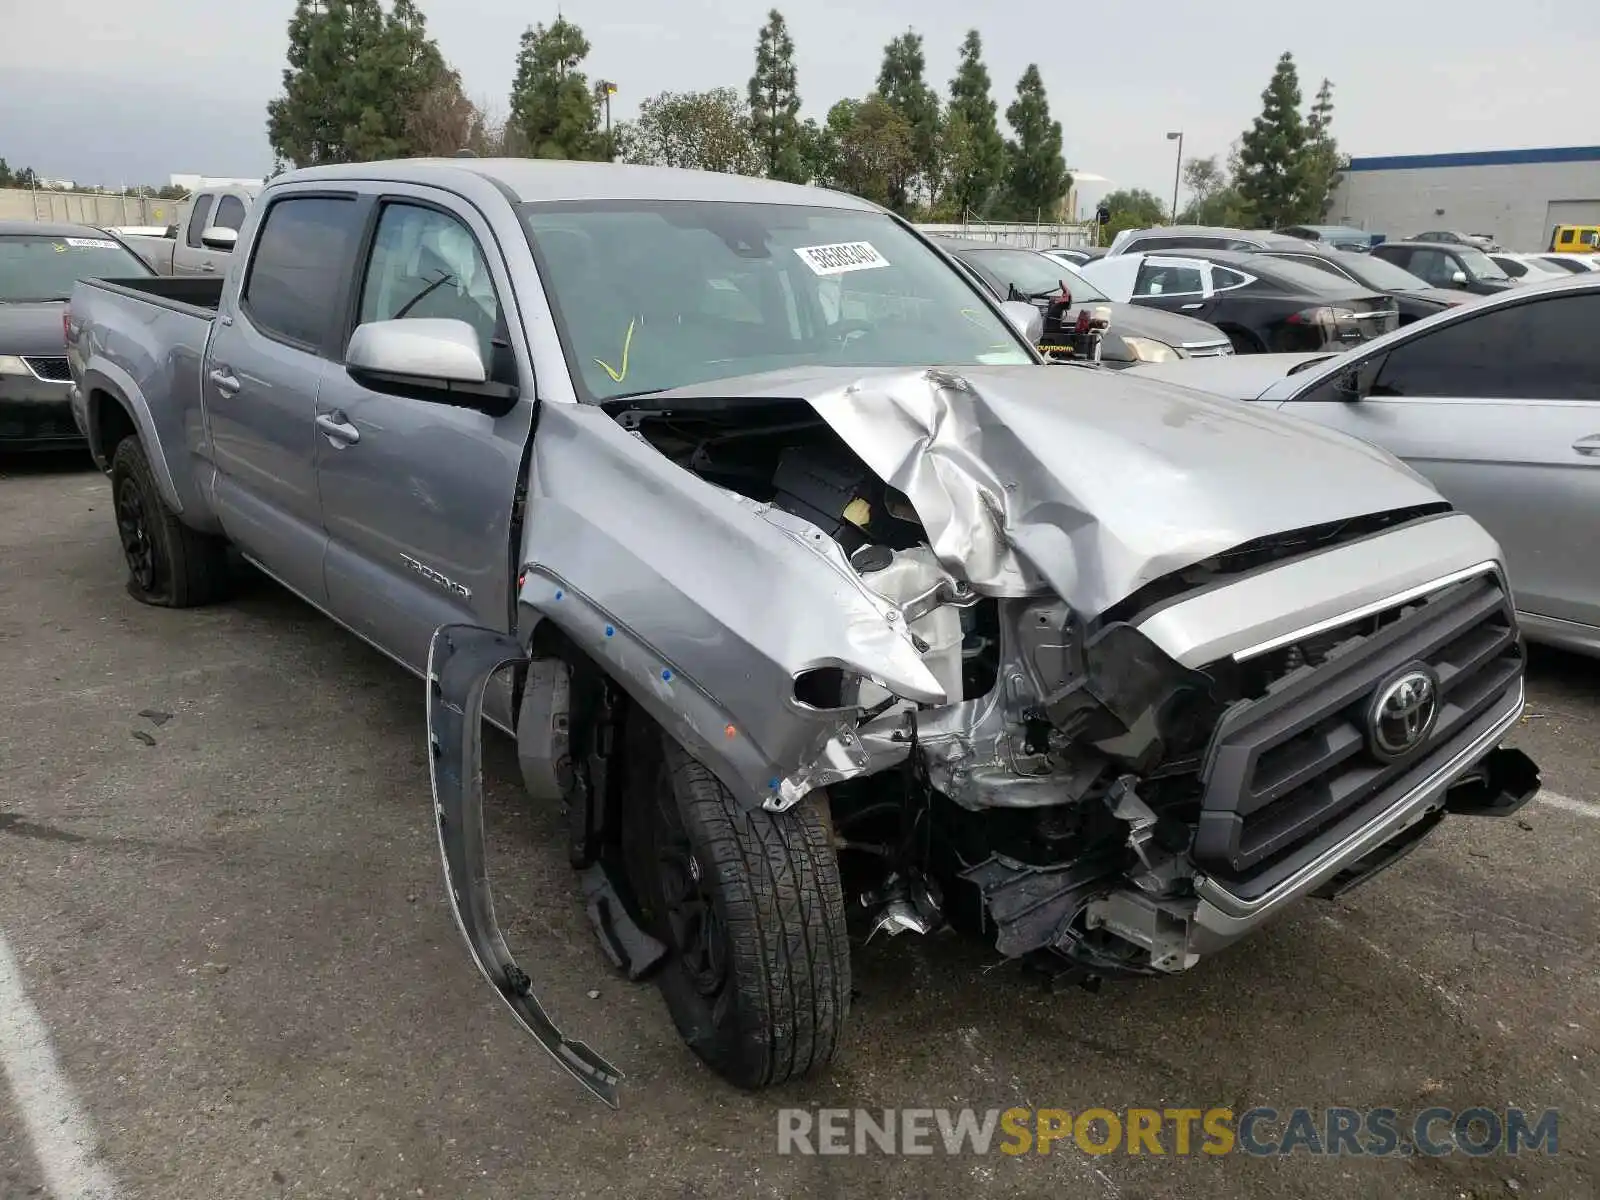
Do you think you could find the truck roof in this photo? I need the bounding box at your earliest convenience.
[271,157,881,211]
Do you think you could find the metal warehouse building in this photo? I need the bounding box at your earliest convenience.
[1330,145,1600,252]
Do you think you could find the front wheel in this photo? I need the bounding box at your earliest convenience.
[110,437,231,607]
[621,717,851,1089]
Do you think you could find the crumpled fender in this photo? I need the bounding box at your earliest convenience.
[514,401,943,811]
[426,622,622,1107]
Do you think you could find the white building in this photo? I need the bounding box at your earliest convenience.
[1330,145,1600,252]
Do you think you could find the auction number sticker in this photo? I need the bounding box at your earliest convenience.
[64,237,119,249]
[794,241,891,276]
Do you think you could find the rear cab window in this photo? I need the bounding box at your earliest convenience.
[240,195,364,350]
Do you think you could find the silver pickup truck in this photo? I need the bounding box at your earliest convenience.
[120,183,260,277]
[67,158,1540,1107]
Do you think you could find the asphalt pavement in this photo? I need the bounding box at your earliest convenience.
[2,451,1596,1199]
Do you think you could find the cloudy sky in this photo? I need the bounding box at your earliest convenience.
[5,0,1598,208]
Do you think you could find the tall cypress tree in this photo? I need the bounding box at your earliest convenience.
[945,30,1006,219]
[1298,77,1341,221]
[1000,65,1069,220]
[876,31,941,213]
[1236,52,1308,227]
[748,10,804,182]
[508,17,602,160]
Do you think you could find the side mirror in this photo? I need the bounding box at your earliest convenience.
[1451,270,1468,285]
[999,300,1045,344]
[199,226,238,252]
[163,224,178,239]
[345,318,516,415]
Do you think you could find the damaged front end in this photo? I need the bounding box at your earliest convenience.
[427,363,1538,1101]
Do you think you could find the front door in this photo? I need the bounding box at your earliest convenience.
[1279,290,1600,630]
[315,193,536,672]
[205,190,369,604]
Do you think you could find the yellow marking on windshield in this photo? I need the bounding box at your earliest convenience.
[594,318,637,383]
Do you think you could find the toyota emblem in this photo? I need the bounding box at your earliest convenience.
[1367,666,1440,761]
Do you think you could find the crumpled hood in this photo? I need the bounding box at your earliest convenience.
[645,363,1445,617]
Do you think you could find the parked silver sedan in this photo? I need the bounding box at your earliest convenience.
[1128,274,1600,656]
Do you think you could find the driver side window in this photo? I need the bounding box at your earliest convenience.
[358,203,502,361]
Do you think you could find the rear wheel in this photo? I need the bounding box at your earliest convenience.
[110,437,230,607]
[621,717,850,1089]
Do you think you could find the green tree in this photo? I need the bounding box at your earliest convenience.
[1177,155,1252,226]
[1095,186,1169,245]
[999,64,1069,220]
[748,10,804,182]
[796,116,833,187]
[508,16,602,160]
[944,30,1006,220]
[1236,51,1308,227]
[267,0,453,166]
[1297,77,1342,221]
[876,30,941,213]
[820,95,913,208]
[618,88,762,175]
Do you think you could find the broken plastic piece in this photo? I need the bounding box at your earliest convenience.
[580,863,668,981]
[426,623,624,1108]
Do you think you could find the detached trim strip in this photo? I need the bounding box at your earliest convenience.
[1231,561,1501,663]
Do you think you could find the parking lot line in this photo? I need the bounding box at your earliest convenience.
[0,932,120,1200]
[1535,790,1600,820]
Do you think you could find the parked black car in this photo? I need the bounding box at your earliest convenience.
[1252,246,1472,325]
[1371,241,1517,296]
[1077,248,1400,353]
[937,238,1233,365]
[0,220,154,450]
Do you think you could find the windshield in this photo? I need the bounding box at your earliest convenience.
[1456,246,1510,281]
[518,201,1033,401]
[0,233,151,302]
[1335,252,1432,291]
[959,247,1109,302]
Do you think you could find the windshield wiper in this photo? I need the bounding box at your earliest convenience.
[394,271,455,318]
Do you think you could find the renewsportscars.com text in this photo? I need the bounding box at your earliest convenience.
[776,1106,1559,1157]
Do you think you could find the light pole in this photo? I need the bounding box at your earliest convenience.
[596,80,617,160]
[1166,131,1183,224]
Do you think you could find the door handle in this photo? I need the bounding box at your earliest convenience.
[208,367,240,395]
[1180,302,1205,310]
[316,412,360,446]
[1573,435,1600,457]
[200,261,216,272]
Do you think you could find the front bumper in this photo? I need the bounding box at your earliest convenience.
[0,373,80,449]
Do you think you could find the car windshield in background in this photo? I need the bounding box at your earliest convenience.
[519,200,1032,401]
[0,234,150,302]
[960,247,1109,301]
[1335,252,1433,291]
[1456,246,1511,280]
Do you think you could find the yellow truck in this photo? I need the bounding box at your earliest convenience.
[1548,224,1600,253]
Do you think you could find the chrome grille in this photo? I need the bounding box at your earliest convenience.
[1195,571,1522,879]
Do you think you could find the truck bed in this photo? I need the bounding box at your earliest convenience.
[86,275,224,317]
